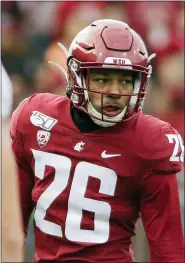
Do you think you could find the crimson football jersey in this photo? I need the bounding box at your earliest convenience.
[10,93,184,263]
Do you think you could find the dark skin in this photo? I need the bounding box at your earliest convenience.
[88,68,134,116]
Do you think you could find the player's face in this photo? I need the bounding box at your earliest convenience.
[88,68,134,117]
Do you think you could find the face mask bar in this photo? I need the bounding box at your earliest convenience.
[69,66,147,123]
[70,63,147,97]
[47,42,156,123]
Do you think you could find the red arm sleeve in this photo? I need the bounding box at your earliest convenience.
[10,98,35,237]
[140,171,184,262]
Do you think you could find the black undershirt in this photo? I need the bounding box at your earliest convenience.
[70,103,102,133]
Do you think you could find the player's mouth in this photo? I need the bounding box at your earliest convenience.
[103,104,122,117]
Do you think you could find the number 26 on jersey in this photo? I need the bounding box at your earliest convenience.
[31,149,117,244]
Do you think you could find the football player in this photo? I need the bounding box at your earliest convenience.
[2,63,24,262]
[10,19,184,263]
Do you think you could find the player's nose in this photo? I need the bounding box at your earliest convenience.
[108,81,121,98]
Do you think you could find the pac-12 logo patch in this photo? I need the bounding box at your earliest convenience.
[37,130,50,148]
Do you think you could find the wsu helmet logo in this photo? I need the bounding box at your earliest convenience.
[104,57,132,69]
[37,130,50,148]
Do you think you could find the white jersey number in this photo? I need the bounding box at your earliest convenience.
[31,149,117,243]
[166,133,184,162]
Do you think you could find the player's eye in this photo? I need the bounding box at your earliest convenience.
[95,78,107,84]
[120,79,132,85]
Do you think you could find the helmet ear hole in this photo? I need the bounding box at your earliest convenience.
[68,65,86,107]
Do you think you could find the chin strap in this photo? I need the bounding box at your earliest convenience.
[148,53,156,62]
[48,43,69,83]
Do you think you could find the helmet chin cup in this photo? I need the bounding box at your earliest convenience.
[87,101,128,127]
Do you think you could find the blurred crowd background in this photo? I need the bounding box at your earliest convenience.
[1,1,184,262]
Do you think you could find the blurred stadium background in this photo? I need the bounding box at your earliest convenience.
[1,1,184,262]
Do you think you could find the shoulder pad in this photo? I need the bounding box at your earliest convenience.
[136,114,184,172]
[10,95,33,138]
[150,122,184,172]
[10,93,61,137]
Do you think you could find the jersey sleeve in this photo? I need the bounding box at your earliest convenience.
[149,122,184,173]
[140,171,184,262]
[10,97,35,236]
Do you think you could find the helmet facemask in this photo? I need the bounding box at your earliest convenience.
[48,25,155,127]
[67,59,153,127]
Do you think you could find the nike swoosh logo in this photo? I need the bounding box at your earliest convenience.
[101,150,121,158]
